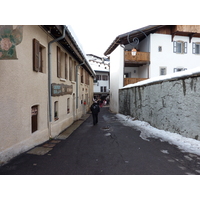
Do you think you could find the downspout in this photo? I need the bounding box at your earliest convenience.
[76,61,85,109]
[48,26,66,138]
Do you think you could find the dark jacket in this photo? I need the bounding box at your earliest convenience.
[90,103,100,114]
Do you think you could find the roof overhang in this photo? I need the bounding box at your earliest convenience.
[41,25,95,77]
[104,25,165,56]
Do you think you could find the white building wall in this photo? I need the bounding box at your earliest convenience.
[94,80,109,93]
[93,72,109,93]
[150,33,200,78]
[110,45,124,113]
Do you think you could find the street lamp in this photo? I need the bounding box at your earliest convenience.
[131,48,137,56]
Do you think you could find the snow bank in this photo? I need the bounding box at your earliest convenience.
[116,113,200,156]
[122,67,200,89]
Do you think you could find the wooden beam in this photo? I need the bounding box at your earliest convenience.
[171,32,177,42]
[189,33,196,43]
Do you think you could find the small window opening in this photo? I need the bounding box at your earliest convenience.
[54,101,59,121]
[31,105,38,133]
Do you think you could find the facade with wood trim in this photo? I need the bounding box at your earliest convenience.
[104,25,200,113]
[0,25,95,165]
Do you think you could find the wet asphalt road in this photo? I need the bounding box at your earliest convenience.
[1,107,200,175]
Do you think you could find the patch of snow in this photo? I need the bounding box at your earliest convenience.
[160,150,169,154]
[116,113,200,156]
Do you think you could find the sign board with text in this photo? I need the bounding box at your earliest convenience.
[51,83,73,96]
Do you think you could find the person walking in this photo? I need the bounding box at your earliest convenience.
[90,100,100,125]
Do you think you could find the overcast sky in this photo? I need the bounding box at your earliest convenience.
[10,0,198,57]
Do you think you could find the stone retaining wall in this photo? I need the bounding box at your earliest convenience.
[119,74,200,140]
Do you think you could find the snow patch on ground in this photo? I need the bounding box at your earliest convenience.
[116,114,200,156]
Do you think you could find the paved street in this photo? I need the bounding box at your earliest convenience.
[1,107,200,175]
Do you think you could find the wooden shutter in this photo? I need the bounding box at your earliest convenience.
[33,39,40,72]
[65,53,68,79]
[184,42,187,54]
[192,42,196,54]
[57,46,61,78]
[69,57,72,81]
[173,41,177,53]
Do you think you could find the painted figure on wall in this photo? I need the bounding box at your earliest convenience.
[0,25,23,59]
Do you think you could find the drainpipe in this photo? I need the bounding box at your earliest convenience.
[76,61,85,109]
[48,26,66,137]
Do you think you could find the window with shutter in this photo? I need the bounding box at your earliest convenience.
[65,53,68,79]
[69,57,72,81]
[33,39,45,73]
[33,39,40,71]
[173,41,187,54]
[57,46,61,78]
[81,67,84,83]
[192,42,200,54]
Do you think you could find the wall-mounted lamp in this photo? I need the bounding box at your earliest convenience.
[131,48,137,56]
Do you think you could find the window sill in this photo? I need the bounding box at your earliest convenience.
[71,81,76,84]
[60,78,66,82]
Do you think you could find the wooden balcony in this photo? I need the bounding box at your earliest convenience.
[124,51,150,67]
[124,78,148,86]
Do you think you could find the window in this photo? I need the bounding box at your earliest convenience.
[174,68,187,72]
[65,53,68,79]
[173,41,187,54]
[57,46,61,78]
[69,57,76,81]
[192,42,200,54]
[54,101,58,121]
[67,98,70,114]
[74,61,76,81]
[85,71,89,85]
[158,46,162,52]
[102,75,108,80]
[31,105,38,133]
[160,67,167,75]
[33,39,46,72]
[96,75,101,80]
[58,47,68,79]
[69,57,72,81]
[81,67,84,83]
[100,86,107,92]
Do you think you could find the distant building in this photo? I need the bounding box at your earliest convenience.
[0,25,95,165]
[86,54,110,101]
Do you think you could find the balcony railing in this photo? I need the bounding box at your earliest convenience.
[124,51,150,63]
[124,78,148,86]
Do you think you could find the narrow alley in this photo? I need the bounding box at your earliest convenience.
[0,107,200,175]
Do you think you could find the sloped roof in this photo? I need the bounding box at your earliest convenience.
[104,25,165,56]
[41,25,95,77]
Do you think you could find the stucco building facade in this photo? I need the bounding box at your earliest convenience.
[0,25,95,165]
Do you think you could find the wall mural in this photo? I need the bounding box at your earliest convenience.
[0,25,23,59]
